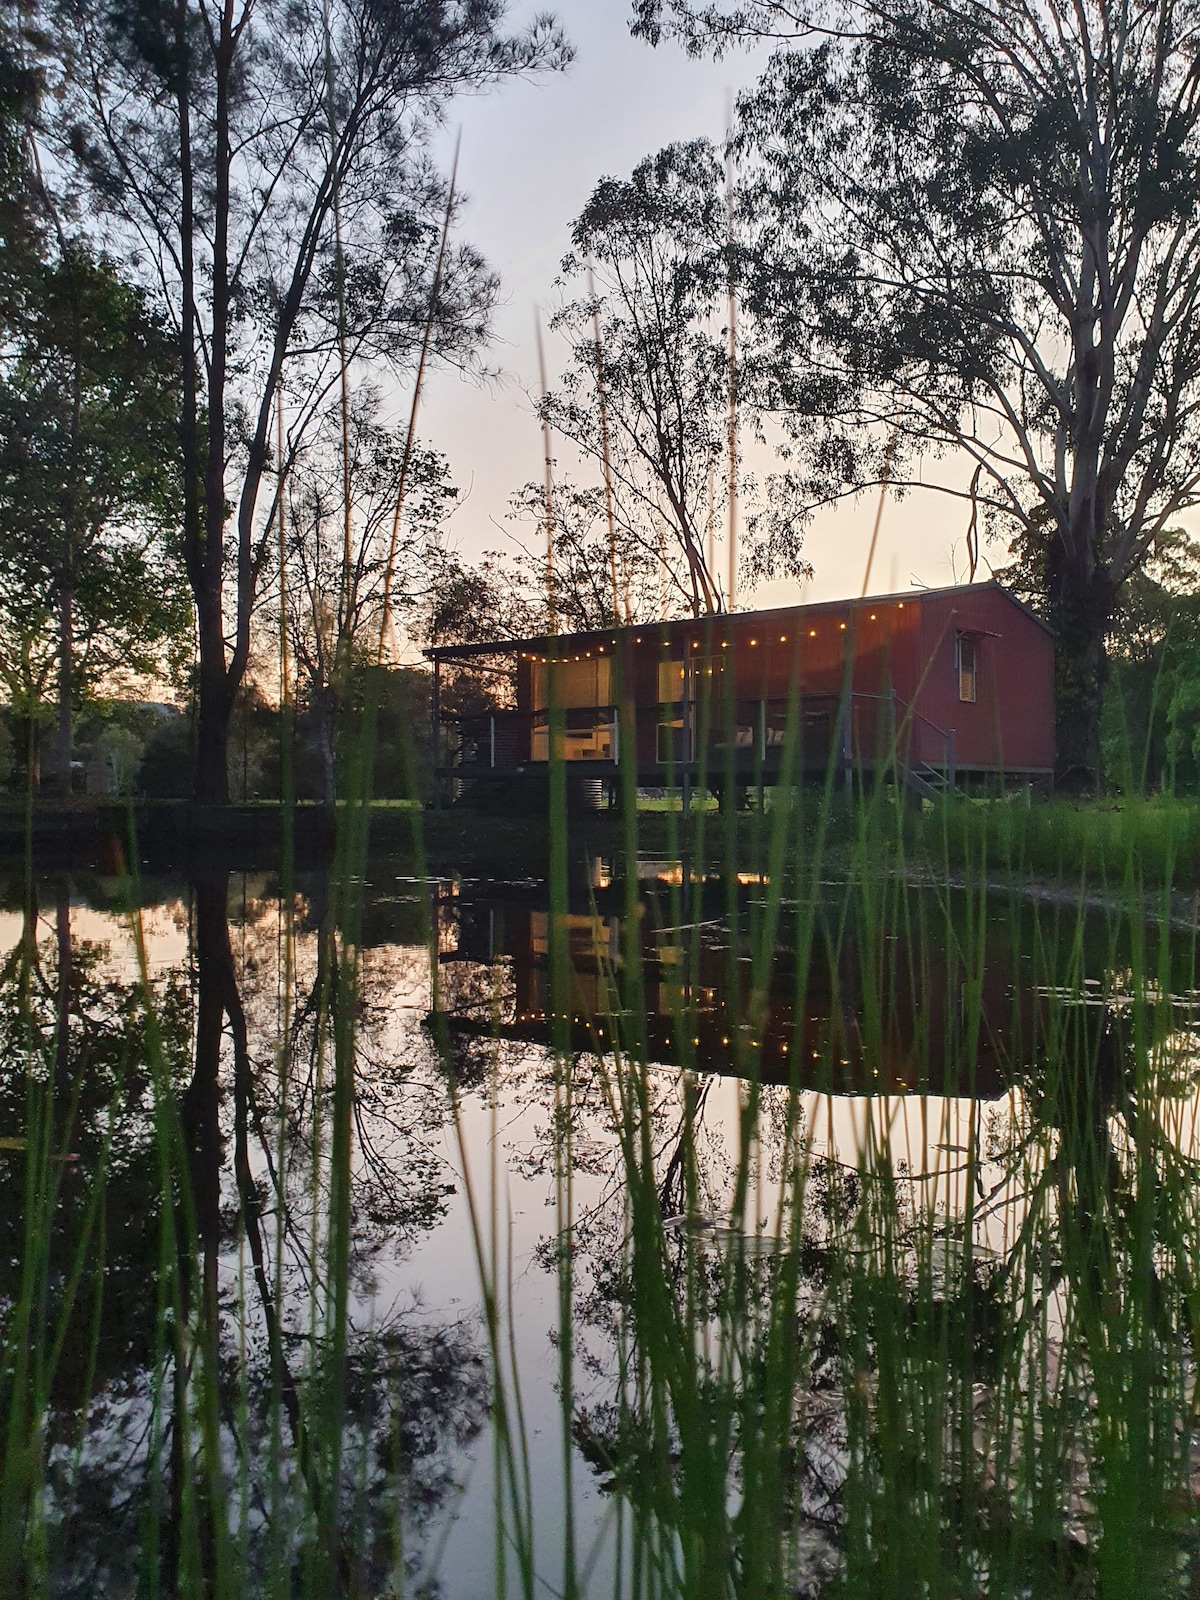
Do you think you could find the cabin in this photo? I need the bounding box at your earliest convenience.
[425,580,1055,802]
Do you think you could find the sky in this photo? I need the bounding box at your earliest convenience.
[416,0,981,618]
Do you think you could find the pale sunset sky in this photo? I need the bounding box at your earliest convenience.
[416,0,981,620]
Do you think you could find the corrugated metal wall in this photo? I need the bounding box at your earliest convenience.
[914,588,1055,771]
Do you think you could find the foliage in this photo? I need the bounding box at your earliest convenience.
[637,0,1200,781]
[281,393,457,801]
[0,244,188,784]
[37,0,570,800]
[0,15,42,328]
[549,139,811,619]
[1097,535,1200,793]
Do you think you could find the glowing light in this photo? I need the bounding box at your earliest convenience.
[809,629,817,637]
[750,638,758,646]
[839,622,847,631]
[780,634,787,642]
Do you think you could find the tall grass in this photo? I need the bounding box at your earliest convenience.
[4,697,1200,1594]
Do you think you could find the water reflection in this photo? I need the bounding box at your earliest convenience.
[0,869,486,1598]
[2,860,1199,1595]
[432,873,1194,1101]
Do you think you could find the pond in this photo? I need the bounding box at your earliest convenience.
[3,835,1200,1597]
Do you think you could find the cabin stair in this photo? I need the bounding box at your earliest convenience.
[902,762,952,802]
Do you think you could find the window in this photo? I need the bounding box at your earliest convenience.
[957,633,977,703]
[531,656,611,710]
[657,659,685,705]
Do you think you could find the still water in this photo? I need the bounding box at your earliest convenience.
[4,851,1200,1596]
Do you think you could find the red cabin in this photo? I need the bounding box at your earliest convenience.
[426,580,1055,798]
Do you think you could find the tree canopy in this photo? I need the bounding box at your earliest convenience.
[548,139,811,621]
[33,0,569,799]
[634,0,1200,783]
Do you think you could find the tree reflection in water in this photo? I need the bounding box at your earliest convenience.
[478,889,1200,1599]
[0,870,485,1598]
[4,862,1200,1597]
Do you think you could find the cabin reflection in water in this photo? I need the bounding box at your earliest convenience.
[433,886,1036,1098]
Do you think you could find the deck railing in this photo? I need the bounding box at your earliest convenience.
[437,691,957,782]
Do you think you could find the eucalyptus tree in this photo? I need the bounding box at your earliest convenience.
[634,0,1200,784]
[506,477,663,630]
[550,140,810,620]
[44,0,569,801]
[0,248,186,792]
[283,392,457,800]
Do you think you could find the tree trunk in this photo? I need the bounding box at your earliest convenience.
[14,715,41,793]
[312,683,337,805]
[52,581,73,797]
[1047,542,1116,792]
[171,865,232,1593]
[193,591,232,804]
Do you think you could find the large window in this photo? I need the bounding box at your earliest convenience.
[531,656,612,710]
[530,655,615,761]
[957,633,978,703]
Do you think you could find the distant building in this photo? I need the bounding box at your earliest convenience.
[425,581,1055,801]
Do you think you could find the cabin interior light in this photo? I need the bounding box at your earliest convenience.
[780,634,787,642]
[839,622,847,630]
[750,637,758,645]
[898,602,904,609]
[870,613,876,620]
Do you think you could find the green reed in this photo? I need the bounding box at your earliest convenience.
[5,681,1200,1597]
[7,626,1200,1596]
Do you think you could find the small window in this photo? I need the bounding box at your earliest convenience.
[657,659,685,705]
[957,633,977,703]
